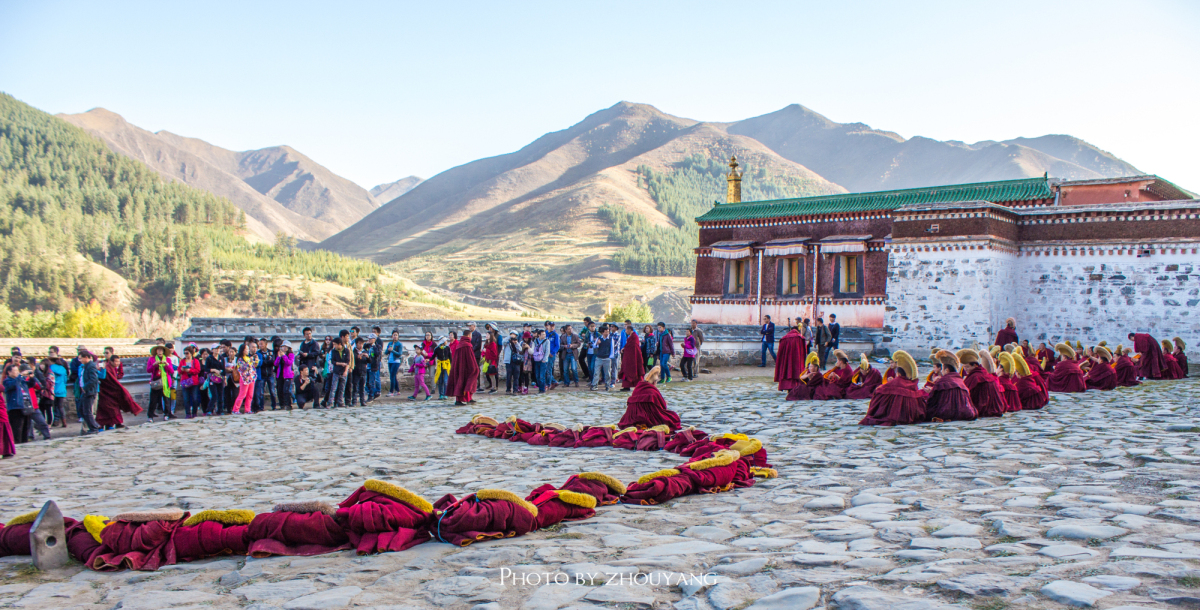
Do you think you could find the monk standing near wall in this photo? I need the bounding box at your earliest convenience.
[995,318,1018,347]
[1128,332,1167,380]
[774,326,806,392]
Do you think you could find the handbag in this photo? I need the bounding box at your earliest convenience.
[149,377,163,390]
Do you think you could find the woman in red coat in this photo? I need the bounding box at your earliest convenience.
[1046,343,1087,393]
[845,354,882,399]
[860,351,926,426]
[814,350,854,400]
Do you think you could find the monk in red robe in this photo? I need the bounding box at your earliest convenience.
[447,334,480,405]
[617,367,681,431]
[924,350,977,422]
[1128,332,1166,380]
[432,489,538,546]
[92,508,187,571]
[845,354,882,399]
[786,353,825,400]
[1035,343,1057,373]
[619,329,644,390]
[1084,346,1118,390]
[774,326,806,391]
[1172,337,1188,377]
[996,352,1021,412]
[0,394,14,458]
[960,349,1006,418]
[860,351,926,426]
[1046,343,1086,393]
[1006,353,1044,410]
[814,350,854,400]
[995,318,1019,347]
[173,509,253,561]
[1113,346,1140,387]
[336,479,433,554]
[246,501,351,558]
[1161,339,1184,379]
[96,355,143,428]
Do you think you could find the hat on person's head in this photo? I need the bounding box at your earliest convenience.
[523,323,531,327]
[509,330,518,337]
[77,345,88,352]
[282,341,293,349]
[438,336,448,344]
[210,343,219,350]
[366,333,377,340]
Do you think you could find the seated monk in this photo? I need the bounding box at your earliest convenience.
[845,354,883,399]
[1046,343,1086,393]
[774,325,807,391]
[1162,339,1184,380]
[924,350,977,422]
[92,508,187,571]
[1084,346,1118,391]
[860,350,926,426]
[336,480,433,554]
[1128,332,1166,379]
[246,501,351,558]
[617,367,681,431]
[959,349,1006,418]
[1173,337,1188,377]
[173,510,254,562]
[432,490,538,546]
[1113,345,1140,387]
[1011,354,1047,410]
[813,350,854,400]
[882,362,898,384]
[996,352,1022,412]
[786,353,825,400]
[1035,342,1057,372]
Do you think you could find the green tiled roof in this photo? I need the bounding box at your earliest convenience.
[696,177,1054,223]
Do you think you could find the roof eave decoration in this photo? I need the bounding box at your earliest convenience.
[708,240,756,259]
[818,234,871,253]
[761,236,811,257]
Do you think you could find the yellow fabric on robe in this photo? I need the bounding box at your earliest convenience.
[434,359,452,383]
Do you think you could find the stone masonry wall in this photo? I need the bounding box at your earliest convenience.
[885,242,1200,363]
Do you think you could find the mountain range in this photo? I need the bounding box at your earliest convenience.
[58,100,1148,319]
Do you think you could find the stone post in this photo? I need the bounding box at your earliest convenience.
[30,500,68,570]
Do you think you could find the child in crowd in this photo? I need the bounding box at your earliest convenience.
[295,367,315,409]
[409,343,432,401]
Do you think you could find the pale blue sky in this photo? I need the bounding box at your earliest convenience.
[2,0,1198,191]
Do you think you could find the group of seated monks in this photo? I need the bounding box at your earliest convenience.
[771,320,1189,428]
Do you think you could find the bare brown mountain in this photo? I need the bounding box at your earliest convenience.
[727,104,1142,192]
[370,176,423,205]
[58,108,378,242]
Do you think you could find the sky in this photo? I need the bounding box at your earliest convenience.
[2,0,1198,192]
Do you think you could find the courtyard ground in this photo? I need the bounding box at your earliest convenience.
[1,373,1197,610]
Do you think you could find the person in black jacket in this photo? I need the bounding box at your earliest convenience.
[468,322,483,361]
[351,337,370,406]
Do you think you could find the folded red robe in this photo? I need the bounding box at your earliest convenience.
[578,426,617,447]
[964,368,1006,418]
[786,375,824,400]
[663,428,708,454]
[845,367,883,400]
[620,470,694,505]
[432,490,538,547]
[1114,356,1141,387]
[681,451,755,492]
[525,489,597,529]
[92,509,187,571]
[246,502,351,558]
[860,377,927,426]
[925,373,977,421]
[1046,359,1087,393]
[548,428,584,448]
[336,480,433,554]
[173,510,253,561]
[0,512,37,556]
[455,415,499,436]
[1085,361,1118,391]
[66,517,104,567]
[618,381,681,431]
[814,366,853,400]
[550,473,627,505]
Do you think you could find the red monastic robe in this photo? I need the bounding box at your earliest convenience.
[1084,361,1118,391]
[963,368,1006,418]
[1046,358,1087,393]
[446,338,480,402]
[995,327,1018,347]
[813,366,854,400]
[774,329,806,391]
[619,333,644,390]
[617,381,681,431]
[845,367,883,400]
[96,363,143,427]
[924,373,977,422]
[859,376,927,426]
[1132,333,1166,380]
[1114,355,1141,387]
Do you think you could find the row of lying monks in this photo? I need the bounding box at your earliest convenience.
[456,415,716,453]
[0,423,773,572]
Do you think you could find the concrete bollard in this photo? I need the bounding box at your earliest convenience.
[30,500,69,570]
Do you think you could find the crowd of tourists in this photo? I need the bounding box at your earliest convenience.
[770,316,1189,427]
[0,319,707,457]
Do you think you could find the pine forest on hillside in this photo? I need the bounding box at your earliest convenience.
[602,154,832,276]
[0,93,387,321]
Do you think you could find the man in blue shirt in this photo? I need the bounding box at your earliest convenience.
[543,321,559,390]
[759,315,776,367]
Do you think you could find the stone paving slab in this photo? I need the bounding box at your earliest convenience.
[0,374,1197,609]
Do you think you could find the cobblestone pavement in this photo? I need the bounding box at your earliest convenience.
[1,374,1198,610]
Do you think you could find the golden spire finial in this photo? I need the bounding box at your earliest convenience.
[726,156,742,203]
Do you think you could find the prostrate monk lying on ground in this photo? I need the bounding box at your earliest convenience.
[617,366,681,431]
[1046,343,1086,393]
[859,350,926,426]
